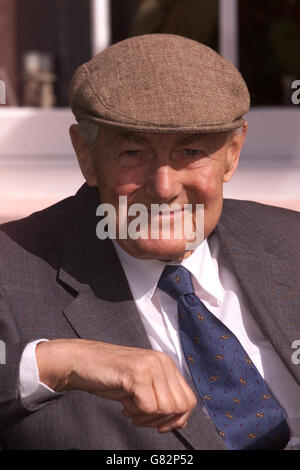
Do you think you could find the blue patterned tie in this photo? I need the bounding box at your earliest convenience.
[158,265,290,450]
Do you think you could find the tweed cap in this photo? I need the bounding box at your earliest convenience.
[69,34,250,133]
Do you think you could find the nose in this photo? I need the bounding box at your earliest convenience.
[147,164,181,202]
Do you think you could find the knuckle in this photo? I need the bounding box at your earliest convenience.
[174,402,187,415]
[172,391,195,415]
[169,396,186,415]
[143,352,161,369]
[156,404,173,416]
[154,350,172,365]
[131,358,157,380]
[141,402,157,415]
[132,393,157,415]
[163,354,176,368]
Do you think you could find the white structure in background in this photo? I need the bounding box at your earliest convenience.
[219,0,238,67]
[91,0,111,56]
[0,108,83,222]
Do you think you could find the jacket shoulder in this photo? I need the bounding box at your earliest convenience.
[220,199,300,257]
[222,199,300,221]
[0,194,76,268]
[0,184,99,272]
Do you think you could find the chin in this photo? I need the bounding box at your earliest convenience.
[120,238,189,261]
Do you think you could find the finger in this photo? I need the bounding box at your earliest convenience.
[150,362,181,415]
[129,374,193,429]
[152,409,190,432]
[122,384,159,417]
[131,413,177,427]
[152,367,192,420]
[172,368,197,412]
[158,416,188,433]
[131,411,189,432]
[122,398,142,417]
[153,369,196,433]
[124,360,177,418]
[121,353,196,427]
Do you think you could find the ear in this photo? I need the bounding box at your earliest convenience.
[223,121,248,182]
[69,124,98,187]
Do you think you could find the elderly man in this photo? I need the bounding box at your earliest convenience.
[0,34,299,451]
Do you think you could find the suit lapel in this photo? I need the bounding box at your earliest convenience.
[214,217,300,385]
[57,185,151,347]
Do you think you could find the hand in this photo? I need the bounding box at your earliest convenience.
[36,339,197,433]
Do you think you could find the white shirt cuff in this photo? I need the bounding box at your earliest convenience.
[19,339,63,410]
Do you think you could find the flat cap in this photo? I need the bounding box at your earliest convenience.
[69,34,250,133]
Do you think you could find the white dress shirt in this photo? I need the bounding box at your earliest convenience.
[19,237,300,447]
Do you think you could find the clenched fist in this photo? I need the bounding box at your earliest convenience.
[36,338,197,433]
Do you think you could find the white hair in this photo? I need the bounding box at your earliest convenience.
[226,125,245,143]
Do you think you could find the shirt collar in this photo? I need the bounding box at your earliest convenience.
[181,238,224,305]
[112,240,165,301]
[112,238,223,305]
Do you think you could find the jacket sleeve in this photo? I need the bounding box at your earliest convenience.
[0,285,43,432]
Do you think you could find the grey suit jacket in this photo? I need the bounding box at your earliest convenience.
[0,184,299,450]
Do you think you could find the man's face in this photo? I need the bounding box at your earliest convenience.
[71,124,246,261]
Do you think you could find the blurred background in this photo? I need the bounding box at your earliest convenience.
[0,0,300,222]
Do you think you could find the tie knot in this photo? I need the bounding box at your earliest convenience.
[157,265,194,300]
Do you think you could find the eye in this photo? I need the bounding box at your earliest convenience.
[124,150,140,156]
[184,149,199,156]
[119,149,145,168]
